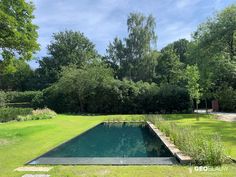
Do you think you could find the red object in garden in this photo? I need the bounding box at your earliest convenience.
[212,100,219,112]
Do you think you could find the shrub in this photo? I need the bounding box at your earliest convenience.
[18,108,57,121]
[40,78,191,114]
[6,102,31,108]
[31,91,45,109]
[36,65,191,113]
[145,115,226,165]
[156,84,192,113]
[216,86,236,112]
[6,91,41,103]
[0,107,33,122]
[0,91,6,107]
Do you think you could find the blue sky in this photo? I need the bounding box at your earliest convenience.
[29,0,235,68]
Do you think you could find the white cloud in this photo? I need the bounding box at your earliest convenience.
[30,0,235,58]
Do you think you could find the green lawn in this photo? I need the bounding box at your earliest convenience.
[162,114,236,158]
[0,114,235,177]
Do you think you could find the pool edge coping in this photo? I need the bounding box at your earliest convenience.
[146,121,192,165]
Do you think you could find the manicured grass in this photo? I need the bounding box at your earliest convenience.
[0,114,235,177]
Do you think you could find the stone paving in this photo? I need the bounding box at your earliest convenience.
[195,109,236,122]
[22,175,50,177]
[15,167,53,172]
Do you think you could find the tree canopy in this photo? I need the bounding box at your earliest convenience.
[0,0,39,73]
[1,3,236,112]
[35,30,98,88]
[106,13,157,82]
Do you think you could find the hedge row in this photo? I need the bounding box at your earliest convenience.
[33,81,192,114]
[5,91,40,103]
[0,91,40,108]
[0,91,6,107]
[0,107,33,122]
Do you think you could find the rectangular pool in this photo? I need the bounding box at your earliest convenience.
[28,122,177,165]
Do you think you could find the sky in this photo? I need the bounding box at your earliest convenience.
[29,0,236,68]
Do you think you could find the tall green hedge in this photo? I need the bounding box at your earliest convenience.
[0,91,6,107]
[216,86,236,112]
[0,108,33,122]
[6,91,41,103]
[33,81,192,114]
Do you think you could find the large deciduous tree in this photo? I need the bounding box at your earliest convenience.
[155,47,184,85]
[48,61,114,112]
[193,5,236,61]
[188,4,236,111]
[106,13,157,82]
[0,0,39,73]
[36,30,98,88]
[0,60,33,91]
[163,39,190,64]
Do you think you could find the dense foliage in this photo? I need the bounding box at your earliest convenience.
[33,64,191,113]
[34,30,98,89]
[6,91,40,103]
[185,65,201,111]
[106,13,157,82]
[0,91,6,107]
[0,107,32,122]
[0,0,39,74]
[0,2,235,112]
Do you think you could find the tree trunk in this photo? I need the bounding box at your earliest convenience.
[196,102,198,112]
[79,97,84,113]
[191,99,194,113]
[205,98,208,113]
[196,100,199,121]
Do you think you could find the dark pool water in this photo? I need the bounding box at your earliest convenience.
[41,122,172,158]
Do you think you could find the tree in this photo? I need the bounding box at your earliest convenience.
[106,12,157,82]
[136,50,159,82]
[163,39,190,64]
[155,47,184,85]
[0,0,39,72]
[193,4,236,61]
[105,37,125,79]
[0,60,33,91]
[36,30,98,88]
[186,41,214,111]
[54,61,113,112]
[185,65,202,112]
[215,85,236,112]
[188,5,236,111]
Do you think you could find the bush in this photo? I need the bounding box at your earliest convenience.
[145,115,226,165]
[0,91,6,107]
[6,102,31,108]
[216,86,236,112]
[35,64,191,114]
[88,82,191,114]
[40,77,191,114]
[18,108,57,121]
[31,91,45,109]
[0,107,33,122]
[156,84,192,113]
[6,91,41,103]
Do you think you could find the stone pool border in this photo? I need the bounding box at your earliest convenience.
[146,121,192,165]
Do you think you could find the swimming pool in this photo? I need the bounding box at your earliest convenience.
[28,122,177,165]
